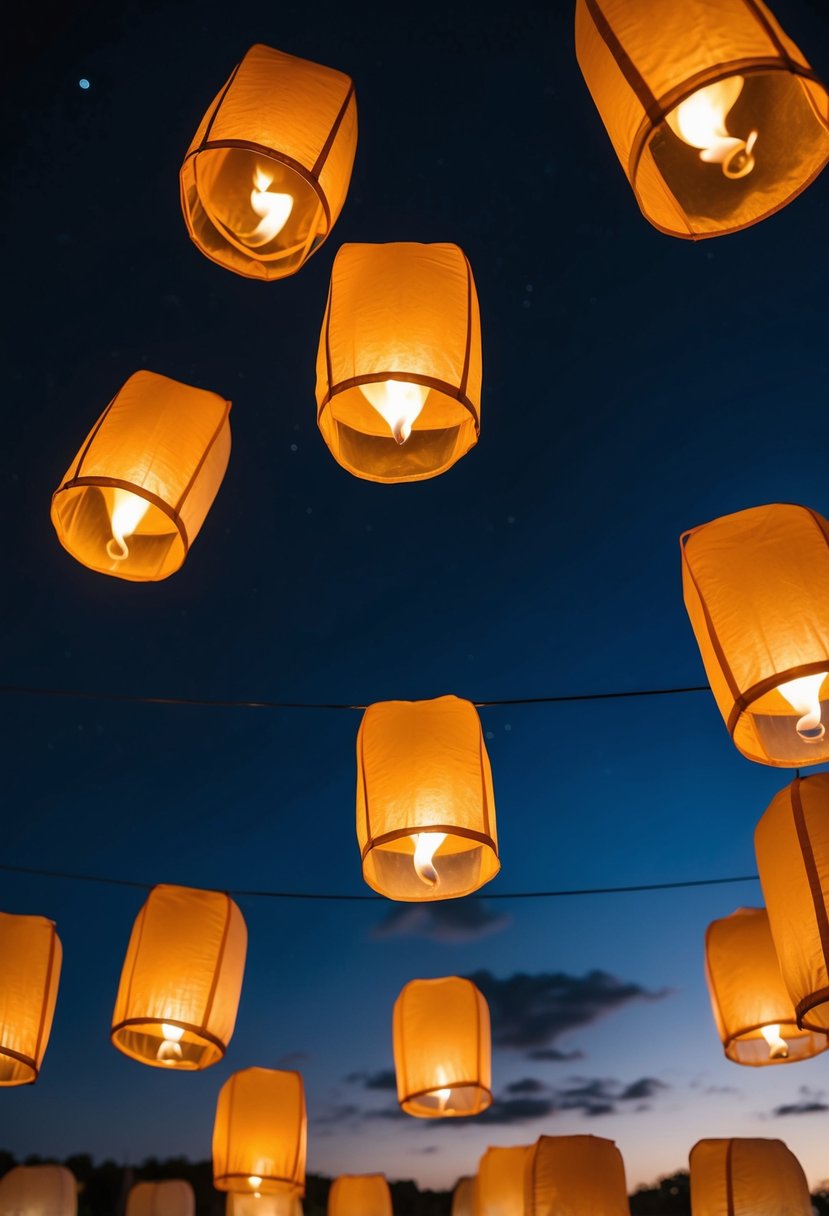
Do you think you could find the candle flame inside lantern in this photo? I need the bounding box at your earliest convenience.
[412,833,447,887]
[360,380,429,445]
[666,77,758,179]
[107,488,150,562]
[777,672,827,742]
[247,167,293,248]
[760,1023,790,1060]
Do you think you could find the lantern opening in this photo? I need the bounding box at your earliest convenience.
[191,149,325,276]
[405,1082,490,1117]
[666,77,757,179]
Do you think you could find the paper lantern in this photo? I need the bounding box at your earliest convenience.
[452,1178,476,1216]
[575,0,829,239]
[393,976,491,1117]
[127,1183,195,1216]
[689,1138,810,1215]
[227,1197,302,1216]
[327,1176,391,1216]
[213,1067,307,1198]
[474,1147,530,1216]
[0,1167,77,1216]
[316,243,482,482]
[357,696,499,901]
[755,773,829,1033]
[524,1136,629,1215]
[111,884,247,1070]
[181,44,356,281]
[705,906,827,1064]
[51,370,231,581]
[681,504,829,766]
[0,911,61,1086]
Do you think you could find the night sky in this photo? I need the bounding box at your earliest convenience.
[3,0,829,1196]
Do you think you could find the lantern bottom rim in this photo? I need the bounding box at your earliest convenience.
[111,1018,226,1070]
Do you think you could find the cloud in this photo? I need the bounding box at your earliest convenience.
[506,1078,546,1094]
[463,1076,670,1126]
[467,969,668,1053]
[528,1048,585,1062]
[372,901,510,943]
[772,1086,829,1117]
[346,1069,397,1091]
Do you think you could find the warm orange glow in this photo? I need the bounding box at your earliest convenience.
[666,78,757,178]
[777,672,827,741]
[0,913,62,1086]
[524,1136,629,1215]
[690,1139,811,1214]
[0,1166,77,1216]
[213,1068,307,1198]
[127,1181,195,1216]
[412,832,447,887]
[760,1023,789,1060]
[246,168,293,248]
[359,380,429,445]
[107,488,150,561]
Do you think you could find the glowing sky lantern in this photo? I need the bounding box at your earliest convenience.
[0,1166,77,1216]
[689,1138,811,1215]
[213,1068,307,1200]
[0,912,61,1086]
[576,0,829,238]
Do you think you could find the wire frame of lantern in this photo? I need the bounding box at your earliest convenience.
[705,906,827,1065]
[111,884,247,1070]
[51,370,231,581]
[755,774,829,1035]
[213,1068,307,1198]
[227,1196,303,1216]
[316,243,482,483]
[0,1166,77,1216]
[575,0,829,239]
[681,504,829,766]
[0,911,61,1086]
[127,1183,195,1216]
[689,1138,811,1215]
[327,1176,392,1216]
[474,1147,531,1216]
[524,1136,629,1216]
[181,44,356,281]
[451,1178,476,1216]
[356,696,499,901]
[393,976,492,1117]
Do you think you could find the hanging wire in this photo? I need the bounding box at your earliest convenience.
[0,682,711,712]
[0,862,759,901]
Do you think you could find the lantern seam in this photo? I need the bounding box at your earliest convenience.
[357,719,373,857]
[214,1175,303,1192]
[679,531,742,706]
[186,141,332,231]
[53,477,190,573]
[71,393,118,482]
[118,899,148,1041]
[200,61,243,146]
[458,253,474,400]
[31,923,57,1077]
[725,1140,735,1216]
[582,0,659,124]
[199,892,234,1041]
[310,81,355,179]
[173,399,231,520]
[319,375,480,432]
[791,779,829,1028]
[361,824,496,861]
[110,1018,226,1062]
[288,1075,306,1193]
[741,0,797,69]
[478,729,491,840]
[322,277,335,392]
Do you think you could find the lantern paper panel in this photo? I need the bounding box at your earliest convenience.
[227,1196,302,1216]
[126,1183,195,1216]
[755,774,829,1033]
[452,1178,476,1216]
[393,976,492,1117]
[111,884,247,1070]
[181,44,356,281]
[357,696,499,901]
[316,243,482,483]
[0,911,62,1086]
[524,1136,629,1216]
[575,0,829,239]
[51,371,231,582]
[0,1167,77,1216]
[689,1139,811,1216]
[704,906,828,1065]
[213,1068,307,1197]
[327,1176,392,1216]
[474,1147,531,1216]
[681,504,829,766]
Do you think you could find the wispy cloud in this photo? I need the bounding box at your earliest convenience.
[346,1069,397,1091]
[771,1086,829,1117]
[372,900,510,943]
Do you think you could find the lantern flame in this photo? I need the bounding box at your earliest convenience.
[412,832,447,886]
[760,1023,790,1060]
[107,488,150,561]
[247,167,293,248]
[360,380,429,445]
[666,77,758,179]
[777,672,827,742]
[435,1087,451,1110]
[248,1178,263,1190]
[156,1022,185,1066]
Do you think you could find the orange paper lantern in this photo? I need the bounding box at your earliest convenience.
[181,44,356,280]
[451,1178,476,1216]
[474,1147,530,1216]
[524,1136,629,1215]
[227,1196,302,1216]
[111,884,247,1070]
[126,1183,195,1216]
[576,0,829,239]
[0,1167,77,1216]
[316,243,482,482]
[705,906,827,1064]
[0,911,61,1086]
[51,370,231,581]
[357,696,499,901]
[681,504,829,765]
[213,1068,307,1198]
[689,1138,811,1215]
[393,976,491,1117]
[327,1176,391,1216]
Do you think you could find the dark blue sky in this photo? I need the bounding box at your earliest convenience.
[2,0,829,1194]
